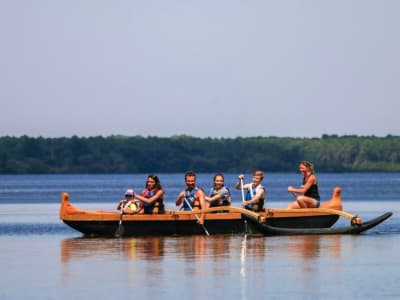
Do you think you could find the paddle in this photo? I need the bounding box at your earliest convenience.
[239,177,250,240]
[183,197,210,236]
[115,209,124,237]
[240,177,245,205]
[240,177,253,210]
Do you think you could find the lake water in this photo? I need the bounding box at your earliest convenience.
[0,173,399,299]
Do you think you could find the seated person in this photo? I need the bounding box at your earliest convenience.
[117,189,139,214]
[287,161,320,209]
[134,174,165,214]
[205,172,231,207]
[176,171,206,224]
[235,170,266,212]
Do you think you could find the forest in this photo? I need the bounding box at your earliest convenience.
[1,135,400,174]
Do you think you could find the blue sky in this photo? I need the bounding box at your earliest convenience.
[1,1,399,138]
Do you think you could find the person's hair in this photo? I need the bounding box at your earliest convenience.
[299,161,315,174]
[146,174,163,191]
[252,170,264,179]
[184,171,196,180]
[213,172,225,188]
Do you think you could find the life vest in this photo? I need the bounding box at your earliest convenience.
[120,200,138,212]
[208,186,231,207]
[141,188,165,214]
[244,184,265,212]
[183,187,201,211]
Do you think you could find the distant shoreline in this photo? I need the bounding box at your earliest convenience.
[1,135,400,174]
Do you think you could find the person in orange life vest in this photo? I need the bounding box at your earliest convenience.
[176,171,207,224]
[287,161,320,209]
[134,174,165,214]
[235,170,266,212]
[205,172,231,207]
[117,189,139,214]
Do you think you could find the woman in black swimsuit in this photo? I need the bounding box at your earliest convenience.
[287,161,320,209]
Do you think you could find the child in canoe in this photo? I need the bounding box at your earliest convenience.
[117,189,139,214]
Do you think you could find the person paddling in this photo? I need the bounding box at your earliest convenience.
[117,189,139,214]
[235,170,266,212]
[176,171,207,224]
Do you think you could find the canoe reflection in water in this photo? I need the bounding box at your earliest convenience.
[60,235,268,263]
[60,235,344,294]
[61,236,166,262]
[285,235,341,259]
[60,234,342,263]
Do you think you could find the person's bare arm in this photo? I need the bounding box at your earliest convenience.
[135,189,164,204]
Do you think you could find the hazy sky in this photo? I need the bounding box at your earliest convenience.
[1,1,399,138]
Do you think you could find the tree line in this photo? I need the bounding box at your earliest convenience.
[0,134,400,174]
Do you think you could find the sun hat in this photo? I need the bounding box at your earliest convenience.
[125,189,134,197]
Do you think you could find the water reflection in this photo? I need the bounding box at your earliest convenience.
[287,236,322,259]
[61,236,166,262]
[60,235,269,263]
[60,234,345,298]
[61,234,342,264]
[269,234,342,260]
[124,237,165,261]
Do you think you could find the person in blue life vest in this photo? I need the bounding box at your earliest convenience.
[235,170,266,212]
[176,171,207,224]
[117,189,139,214]
[205,172,231,207]
[287,161,320,209]
[134,174,165,214]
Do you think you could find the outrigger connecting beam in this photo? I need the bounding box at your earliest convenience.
[181,206,362,224]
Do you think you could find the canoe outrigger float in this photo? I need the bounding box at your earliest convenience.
[60,187,392,237]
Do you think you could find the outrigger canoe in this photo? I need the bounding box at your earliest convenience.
[60,187,392,237]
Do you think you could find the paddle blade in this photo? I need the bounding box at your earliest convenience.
[115,224,124,237]
[115,217,124,237]
[201,224,210,236]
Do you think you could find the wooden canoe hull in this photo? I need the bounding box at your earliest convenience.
[60,190,344,237]
[63,214,340,237]
[64,218,247,236]
[61,187,393,237]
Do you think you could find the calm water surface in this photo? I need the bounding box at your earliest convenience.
[0,173,399,299]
